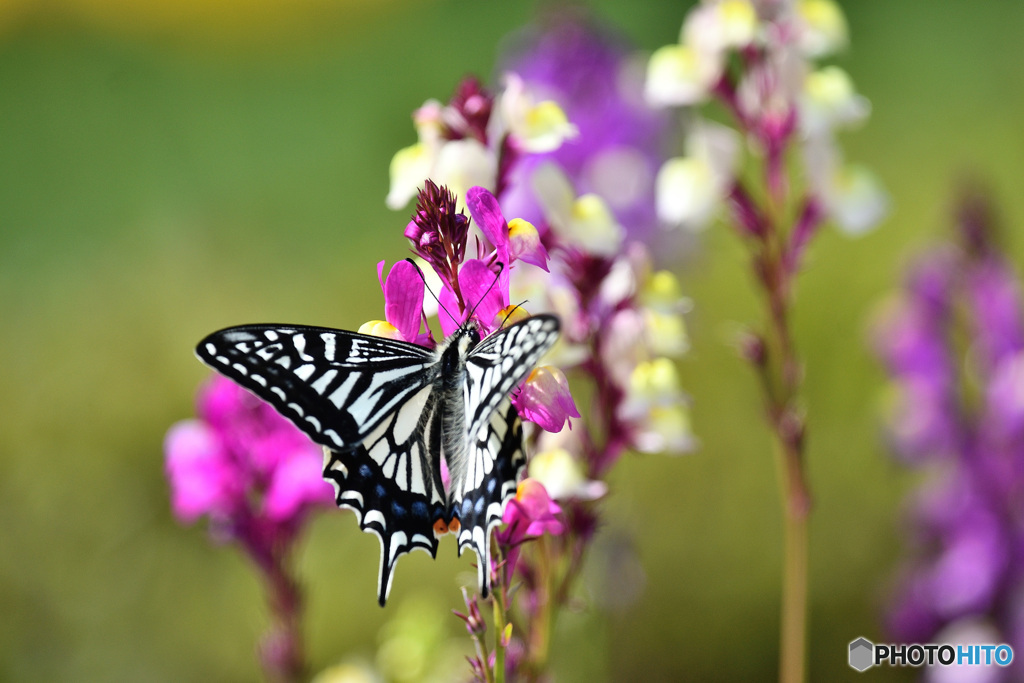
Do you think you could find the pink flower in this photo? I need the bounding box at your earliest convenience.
[514,366,580,433]
[467,185,549,271]
[495,479,564,583]
[164,420,235,522]
[164,376,333,533]
[439,258,509,337]
[377,259,432,346]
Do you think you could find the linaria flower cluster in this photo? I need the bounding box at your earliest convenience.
[164,375,334,682]
[386,15,692,681]
[643,2,885,681]
[875,192,1024,678]
[646,0,887,238]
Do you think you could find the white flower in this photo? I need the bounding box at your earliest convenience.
[645,44,720,107]
[431,138,496,207]
[799,66,870,137]
[804,136,889,235]
[529,447,606,501]
[683,0,758,54]
[386,142,436,210]
[646,0,758,109]
[496,73,577,154]
[656,119,740,229]
[796,0,848,58]
[620,358,694,455]
[531,162,624,255]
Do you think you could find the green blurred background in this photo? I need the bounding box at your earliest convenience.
[3,0,1023,680]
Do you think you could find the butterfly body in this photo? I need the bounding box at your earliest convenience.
[196,314,559,605]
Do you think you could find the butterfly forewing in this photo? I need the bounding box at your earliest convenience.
[196,325,438,450]
[462,315,561,443]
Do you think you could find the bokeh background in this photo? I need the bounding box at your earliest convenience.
[3,0,1024,680]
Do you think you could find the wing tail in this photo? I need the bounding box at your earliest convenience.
[323,441,444,605]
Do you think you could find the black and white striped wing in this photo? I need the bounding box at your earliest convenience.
[452,315,561,596]
[454,398,525,598]
[196,325,438,450]
[196,324,445,605]
[322,387,446,606]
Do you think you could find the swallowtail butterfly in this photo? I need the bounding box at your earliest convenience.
[196,314,559,605]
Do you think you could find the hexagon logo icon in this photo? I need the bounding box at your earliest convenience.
[849,637,874,672]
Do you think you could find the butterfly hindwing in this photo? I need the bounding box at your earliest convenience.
[454,397,526,598]
[451,315,559,596]
[322,385,446,605]
[462,315,561,443]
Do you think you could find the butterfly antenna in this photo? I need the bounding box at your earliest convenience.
[498,300,529,329]
[464,261,505,326]
[404,258,460,329]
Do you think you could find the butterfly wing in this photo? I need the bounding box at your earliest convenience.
[452,314,561,596]
[197,324,445,605]
[323,387,446,606]
[196,324,438,450]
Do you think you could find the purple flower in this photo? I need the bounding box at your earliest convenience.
[165,375,333,533]
[499,13,671,241]
[873,253,962,462]
[967,258,1024,371]
[879,190,1024,659]
[405,180,470,299]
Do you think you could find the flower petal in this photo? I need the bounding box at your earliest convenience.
[164,420,233,523]
[384,260,426,343]
[466,186,508,252]
[515,366,580,433]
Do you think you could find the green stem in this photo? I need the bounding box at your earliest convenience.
[527,536,553,679]
[757,148,811,683]
[780,487,809,683]
[492,591,506,683]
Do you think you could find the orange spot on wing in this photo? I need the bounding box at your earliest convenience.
[433,519,449,536]
[448,517,461,534]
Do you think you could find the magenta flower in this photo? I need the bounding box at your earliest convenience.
[164,420,235,523]
[466,185,549,272]
[495,479,564,583]
[165,375,333,533]
[498,479,564,546]
[514,366,580,433]
[375,259,432,346]
[438,258,508,337]
[165,374,333,682]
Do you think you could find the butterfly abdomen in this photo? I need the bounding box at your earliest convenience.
[437,324,478,496]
